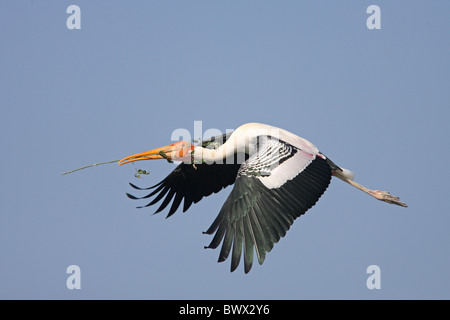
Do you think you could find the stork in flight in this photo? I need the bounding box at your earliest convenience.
[118,123,406,273]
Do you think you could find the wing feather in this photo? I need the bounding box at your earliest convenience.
[204,145,332,273]
[126,133,333,273]
[231,220,244,272]
[125,133,241,215]
[243,216,254,274]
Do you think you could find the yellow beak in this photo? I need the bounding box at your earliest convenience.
[118,141,193,166]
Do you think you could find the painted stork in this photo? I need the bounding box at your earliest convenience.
[118,123,406,273]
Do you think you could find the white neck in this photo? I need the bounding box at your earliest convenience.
[192,142,239,164]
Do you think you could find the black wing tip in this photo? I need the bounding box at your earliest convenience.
[129,182,142,189]
[129,182,161,190]
[126,193,139,200]
[244,262,253,274]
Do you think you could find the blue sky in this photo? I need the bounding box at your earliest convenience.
[0,0,449,299]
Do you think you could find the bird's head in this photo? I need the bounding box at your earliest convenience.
[118,141,195,166]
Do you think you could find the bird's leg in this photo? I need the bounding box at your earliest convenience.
[342,178,407,207]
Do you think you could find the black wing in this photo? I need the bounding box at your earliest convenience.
[203,139,332,273]
[126,133,242,218]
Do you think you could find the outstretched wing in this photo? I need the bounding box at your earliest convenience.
[203,136,332,273]
[126,133,242,217]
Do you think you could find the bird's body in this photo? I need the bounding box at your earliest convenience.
[119,122,406,273]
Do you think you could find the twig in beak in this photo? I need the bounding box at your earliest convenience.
[61,160,120,175]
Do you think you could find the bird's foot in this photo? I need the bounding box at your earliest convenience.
[370,190,408,207]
